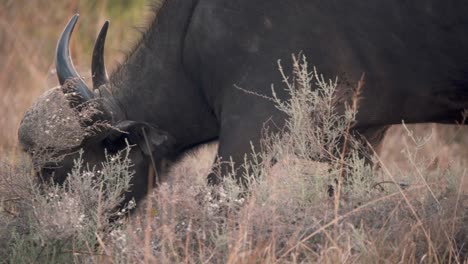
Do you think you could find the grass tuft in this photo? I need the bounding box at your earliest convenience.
[1,2,467,263]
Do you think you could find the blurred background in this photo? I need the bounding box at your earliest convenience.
[0,0,147,152]
[1,0,467,167]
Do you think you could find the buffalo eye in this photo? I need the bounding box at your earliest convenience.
[38,163,59,183]
[103,136,128,154]
[37,169,53,183]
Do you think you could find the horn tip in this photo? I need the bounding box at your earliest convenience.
[101,21,109,31]
[66,14,79,28]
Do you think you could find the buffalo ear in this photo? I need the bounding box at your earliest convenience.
[105,121,174,156]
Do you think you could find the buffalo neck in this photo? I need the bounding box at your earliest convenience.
[108,0,218,151]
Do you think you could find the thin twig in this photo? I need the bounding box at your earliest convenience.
[279,184,426,259]
[366,142,440,264]
[1,206,19,217]
[334,73,365,222]
[142,127,158,264]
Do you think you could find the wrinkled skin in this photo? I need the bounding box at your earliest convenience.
[19,1,468,207]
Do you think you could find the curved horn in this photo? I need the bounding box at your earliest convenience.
[56,14,94,100]
[92,21,109,89]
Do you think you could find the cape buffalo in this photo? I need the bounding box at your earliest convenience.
[18,1,468,205]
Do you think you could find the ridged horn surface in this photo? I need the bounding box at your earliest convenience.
[56,14,94,100]
[92,21,109,89]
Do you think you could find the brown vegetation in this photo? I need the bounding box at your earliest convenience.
[1,1,467,263]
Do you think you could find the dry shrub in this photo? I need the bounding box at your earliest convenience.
[99,56,467,263]
[1,1,468,262]
[1,52,466,262]
[0,146,135,263]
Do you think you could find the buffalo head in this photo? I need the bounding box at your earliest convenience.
[18,15,174,203]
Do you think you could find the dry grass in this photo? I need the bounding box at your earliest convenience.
[95,67,467,262]
[1,1,467,263]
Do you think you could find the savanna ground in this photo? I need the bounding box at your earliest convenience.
[1,1,467,263]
